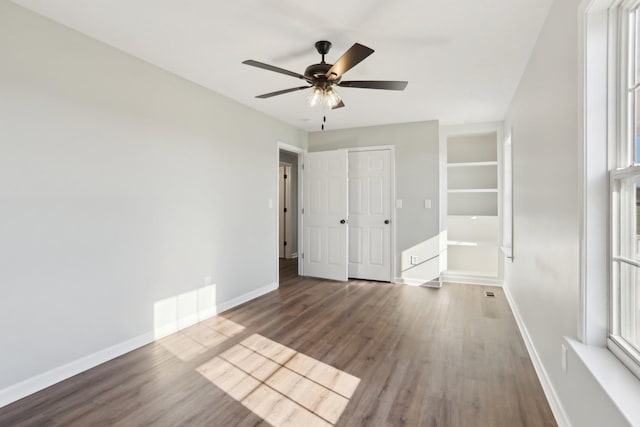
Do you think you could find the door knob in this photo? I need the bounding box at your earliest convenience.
[340,219,346,224]
[384,219,390,224]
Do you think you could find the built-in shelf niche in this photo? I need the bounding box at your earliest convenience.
[445,130,500,282]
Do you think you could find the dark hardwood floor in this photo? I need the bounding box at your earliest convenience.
[0,258,556,426]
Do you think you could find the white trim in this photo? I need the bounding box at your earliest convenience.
[608,336,640,379]
[346,145,395,152]
[613,255,640,267]
[569,336,640,425]
[0,282,277,409]
[441,272,503,287]
[389,147,397,283]
[447,161,499,167]
[277,142,305,154]
[0,332,154,409]
[395,277,443,288]
[501,129,513,261]
[500,246,513,257]
[447,240,499,247]
[215,282,278,314]
[503,286,572,427]
[447,188,498,193]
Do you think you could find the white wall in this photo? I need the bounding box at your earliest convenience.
[308,121,440,283]
[0,2,306,396]
[503,0,631,425]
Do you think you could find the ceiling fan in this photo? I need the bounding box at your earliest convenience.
[242,41,408,110]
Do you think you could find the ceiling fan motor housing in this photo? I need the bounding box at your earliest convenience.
[304,63,338,85]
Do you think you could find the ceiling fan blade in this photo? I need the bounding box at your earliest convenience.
[332,100,345,109]
[242,60,308,81]
[325,43,374,80]
[339,80,408,90]
[255,86,311,99]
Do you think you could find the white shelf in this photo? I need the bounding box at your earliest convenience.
[447,240,498,247]
[447,161,498,168]
[447,188,497,193]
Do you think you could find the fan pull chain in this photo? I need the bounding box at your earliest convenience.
[321,115,326,131]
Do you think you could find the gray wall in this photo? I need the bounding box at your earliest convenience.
[0,2,306,393]
[308,121,440,280]
[279,150,298,256]
[503,0,631,425]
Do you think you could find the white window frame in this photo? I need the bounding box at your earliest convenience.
[608,0,640,379]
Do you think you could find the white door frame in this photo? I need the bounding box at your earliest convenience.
[347,146,396,282]
[276,142,306,286]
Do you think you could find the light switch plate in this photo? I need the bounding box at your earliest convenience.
[396,199,403,209]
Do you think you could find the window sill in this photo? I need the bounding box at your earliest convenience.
[565,337,640,425]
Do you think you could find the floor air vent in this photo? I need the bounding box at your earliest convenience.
[484,291,496,298]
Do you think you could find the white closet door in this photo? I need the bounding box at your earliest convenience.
[302,150,349,281]
[348,150,391,281]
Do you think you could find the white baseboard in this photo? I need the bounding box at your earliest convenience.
[0,281,278,409]
[0,331,154,409]
[395,277,442,288]
[441,272,503,287]
[290,253,298,259]
[216,282,277,313]
[503,285,571,427]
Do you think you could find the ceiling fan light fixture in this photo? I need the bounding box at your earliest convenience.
[324,86,341,108]
[307,86,323,108]
[307,86,341,109]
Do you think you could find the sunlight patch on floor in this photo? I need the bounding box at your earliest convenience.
[158,316,244,362]
[197,334,360,426]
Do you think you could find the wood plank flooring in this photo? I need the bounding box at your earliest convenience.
[0,259,556,426]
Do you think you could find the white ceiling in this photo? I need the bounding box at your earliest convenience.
[13,0,554,132]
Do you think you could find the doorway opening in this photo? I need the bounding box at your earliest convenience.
[277,143,304,286]
[278,163,293,259]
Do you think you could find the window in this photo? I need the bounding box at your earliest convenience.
[610,1,640,377]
